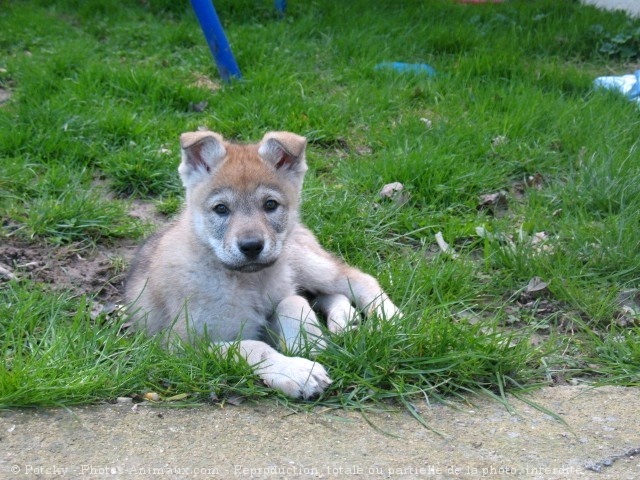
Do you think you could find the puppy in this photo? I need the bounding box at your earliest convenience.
[126,130,400,399]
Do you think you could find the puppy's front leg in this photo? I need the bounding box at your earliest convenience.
[314,293,357,334]
[290,226,401,321]
[272,295,326,354]
[337,265,401,320]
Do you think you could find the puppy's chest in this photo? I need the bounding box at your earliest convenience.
[189,262,295,320]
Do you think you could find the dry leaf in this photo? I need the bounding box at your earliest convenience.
[615,289,640,327]
[0,264,17,280]
[525,172,544,189]
[477,191,508,216]
[165,393,189,402]
[435,231,459,259]
[478,192,504,205]
[525,277,549,295]
[189,101,208,112]
[226,394,246,406]
[379,182,404,198]
[379,182,409,205]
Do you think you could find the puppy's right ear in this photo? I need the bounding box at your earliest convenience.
[178,131,226,189]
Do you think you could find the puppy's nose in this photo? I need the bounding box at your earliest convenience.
[238,238,264,259]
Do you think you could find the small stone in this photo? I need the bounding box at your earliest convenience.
[142,392,160,402]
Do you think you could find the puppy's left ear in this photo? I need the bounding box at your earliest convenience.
[178,130,226,190]
[259,132,308,184]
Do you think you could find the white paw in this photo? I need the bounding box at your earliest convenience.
[370,295,402,320]
[256,354,331,400]
[327,305,359,334]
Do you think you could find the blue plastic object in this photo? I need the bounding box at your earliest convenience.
[594,70,640,104]
[627,70,640,100]
[375,62,436,76]
[190,0,242,82]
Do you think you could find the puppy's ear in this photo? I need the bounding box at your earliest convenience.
[178,131,226,189]
[259,132,308,185]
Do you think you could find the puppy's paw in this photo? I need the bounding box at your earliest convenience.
[327,305,359,334]
[314,293,359,334]
[370,295,402,321]
[257,354,331,400]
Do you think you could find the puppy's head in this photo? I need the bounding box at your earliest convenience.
[178,130,308,272]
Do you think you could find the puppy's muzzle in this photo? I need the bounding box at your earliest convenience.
[238,237,265,259]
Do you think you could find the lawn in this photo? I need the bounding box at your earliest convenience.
[1,0,639,409]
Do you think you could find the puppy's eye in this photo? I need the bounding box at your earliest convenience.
[213,204,229,215]
[264,199,279,212]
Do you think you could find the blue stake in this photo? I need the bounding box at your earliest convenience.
[274,0,287,15]
[190,0,242,82]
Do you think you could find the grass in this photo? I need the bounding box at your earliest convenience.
[1,0,639,409]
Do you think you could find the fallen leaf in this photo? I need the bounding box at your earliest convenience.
[189,101,208,112]
[379,182,404,198]
[226,394,246,406]
[379,182,409,205]
[477,191,509,218]
[525,172,544,189]
[434,231,459,259]
[511,172,544,199]
[0,264,17,281]
[615,289,640,327]
[477,191,508,213]
[454,310,481,324]
[525,277,549,295]
[165,393,189,402]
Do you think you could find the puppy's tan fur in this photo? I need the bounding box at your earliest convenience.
[126,130,399,399]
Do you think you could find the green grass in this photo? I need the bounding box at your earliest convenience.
[1,0,639,409]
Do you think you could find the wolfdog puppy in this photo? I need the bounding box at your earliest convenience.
[126,130,399,399]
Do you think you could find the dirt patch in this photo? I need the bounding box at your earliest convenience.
[0,239,138,303]
[0,199,166,304]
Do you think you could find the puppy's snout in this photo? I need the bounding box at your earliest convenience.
[238,237,265,259]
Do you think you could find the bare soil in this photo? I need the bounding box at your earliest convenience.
[0,199,163,305]
[0,240,135,302]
